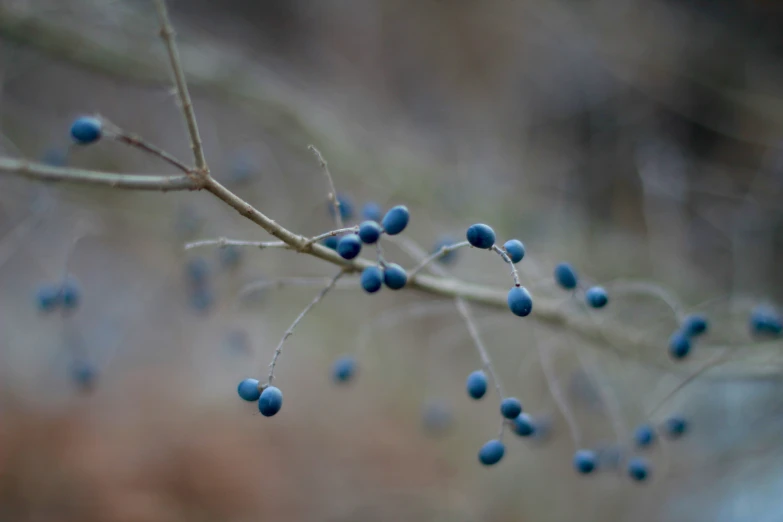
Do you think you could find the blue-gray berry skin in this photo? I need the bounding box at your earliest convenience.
[507,286,533,317]
[381,205,410,235]
[585,286,608,309]
[36,283,61,312]
[633,424,656,448]
[511,413,536,437]
[186,257,210,286]
[681,314,708,337]
[322,236,339,250]
[664,416,688,438]
[258,386,283,417]
[360,266,383,293]
[503,239,525,263]
[237,378,261,401]
[749,306,782,337]
[328,193,354,221]
[332,355,356,383]
[336,234,362,260]
[219,245,242,270]
[70,116,102,144]
[358,221,382,244]
[465,224,495,249]
[61,280,81,310]
[500,397,522,419]
[432,236,459,265]
[466,370,488,400]
[383,263,407,290]
[71,359,97,392]
[478,439,505,466]
[573,449,597,474]
[361,202,383,222]
[627,457,650,482]
[668,332,691,359]
[554,262,578,290]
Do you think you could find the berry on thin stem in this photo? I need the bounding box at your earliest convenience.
[70,116,102,144]
[573,449,597,475]
[258,386,283,416]
[381,205,410,235]
[668,332,691,360]
[466,370,488,400]
[466,224,495,249]
[507,286,533,317]
[331,355,356,383]
[360,266,383,293]
[554,262,578,290]
[500,397,522,419]
[383,263,407,290]
[503,239,525,263]
[585,286,608,309]
[358,221,382,244]
[478,439,505,466]
[511,413,536,437]
[238,378,261,401]
[336,234,362,260]
[681,314,708,337]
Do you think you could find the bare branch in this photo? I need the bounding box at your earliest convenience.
[308,145,343,229]
[408,240,470,278]
[184,237,289,251]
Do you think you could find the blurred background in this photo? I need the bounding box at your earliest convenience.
[0,0,783,520]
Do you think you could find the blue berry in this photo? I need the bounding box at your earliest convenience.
[465,223,495,249]
[749,306,782,337]
[237,378,261,401]
[322,236,339,250]
[36,283,61,312]
[70,359,97,391]
[186,257,210,286]
[507,286,533,317]
[466,370,488,400]
[381,205,410,235]
[503,239,525,263]
[336,234,362,260]
[432,236,459,265]
[61,279,81,310]
[258,386,283,417]
[360,266,383,293]
[478,439,505,466]
[573,449,597,475]
[668,332,691,360]
[554,262,578,290]
[585,286,608,309]
[664,415,688,438]
[328,193,354,221]
[358,221,382,244]
[383,263,407,290]
[500,397,522,419]
[361,202,383,222]
[681,314,708,337]
[219,245,242,269]
[627,457,651,482]
[332,355,356,383]
[511,413,536,437]
[633,424,656,448]
[70,116,102,144]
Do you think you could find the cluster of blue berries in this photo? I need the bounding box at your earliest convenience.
[668,314,708,360]
[36,278,81,313]
[554,262,608,309]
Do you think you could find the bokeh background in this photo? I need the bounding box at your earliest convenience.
[1,0,783,520]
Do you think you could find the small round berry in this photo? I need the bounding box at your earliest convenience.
[237,378,261,401]
[322,236,339,250]
[627,457,651,482]
[70,116,102,144]
[36,283,61,312]
[336,234,362,260]
[503,239,526,263]
[478,439,505,466]
[219,245,242,269]
[466,370,488,400]
[465,224,496,249]
[500,397,522,419]
[328,193,354,221]
[383,263,407,290]
[633,424,656,448]
[361,202,383,222]
[668,332,691,360]
[681,314,708,337]
[554,262,578,290]
[381,205,410,235]
[585,286,608,309]
[358,221,382,244]
[258,386,283,417]
[432,236,459,265]
[749,306,783,337]
[331,355,356,383]
[664,415,688,438]
[511,413,536,437]
[507,286,533,317]
[61,280,81,310]
[70,359,97,391]
[360,266,383,293]
[573,449,597,475]
[186,257,210,286]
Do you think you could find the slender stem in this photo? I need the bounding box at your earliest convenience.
[308,145,343,229]
[239,276,357,298]
[302,226,358,248]
[184,237,288,251]
[153,0,208,171]
[454,296,505,399]
[408,241,470,278]
[113,130,192,173]
[267,270,345,383]
[492,244,520,287]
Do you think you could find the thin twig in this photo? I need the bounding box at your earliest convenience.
[302,226,358,248]
[153,0,208,171]
[184,237,289,251]
[239,276,358,298]
[408,240,470,278]
[492,244,521,287]
[113,130,192,174]
[308,145,342,229]
[455,297,506,399]
[267,270,345,383]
